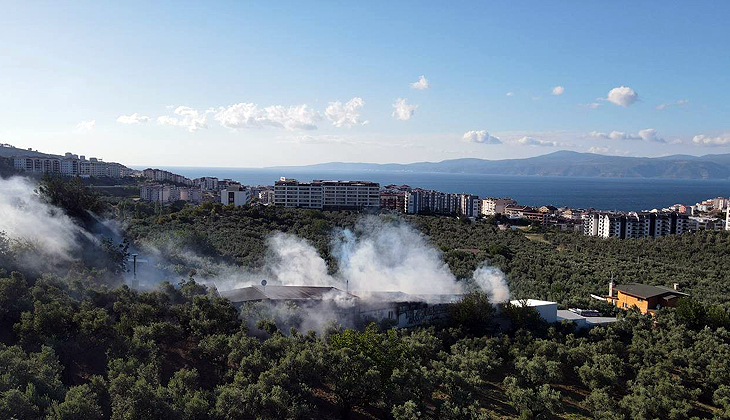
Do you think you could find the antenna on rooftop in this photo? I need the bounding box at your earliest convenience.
[261,279,267,294]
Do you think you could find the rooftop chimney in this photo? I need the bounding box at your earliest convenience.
[673,283,679,291]
[609,279,615,297]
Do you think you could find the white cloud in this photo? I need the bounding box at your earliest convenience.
[552,86,565,95]
[638,128,665,143]
[462,130,502,145]
[588,146,630,155]
[656,99,689,110]
[158,106,207,132]
[588,146,610,154]
[506,92,514,97]
[116,113,150,125]
[580,102,600,109]
[214,103,321,131]
[75,120,95,132]
[692,133,730,147]
[411,75,430,90]
[590,129,664,142]
[515,136,559,147]
[606,86,638,107]
[325,97,367,128]
[392,98,418,121]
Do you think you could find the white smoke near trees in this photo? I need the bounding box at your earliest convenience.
[331,217,459,295]
[266,232,332,286]
[0,176,93,260]
[471,265,510,303]
[212,215,510,303]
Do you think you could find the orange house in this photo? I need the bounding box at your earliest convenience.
[606,283,687,315]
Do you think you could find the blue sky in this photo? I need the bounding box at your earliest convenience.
[1,1,728,166]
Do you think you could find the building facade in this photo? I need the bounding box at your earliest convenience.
[140,184,201,204]
[481,197,517,216]
[13,154,133,178]
[583,212,690,239]
[273,178,379,210]
[221,186,252,206]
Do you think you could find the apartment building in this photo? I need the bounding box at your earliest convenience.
[459,194,481,217]
[273,178,379,210]
[13,154,134,178]
[583,212,690,239]
[221,185,251,206]
[379,191,407,212]
[142,168,193,186]
[405,188,459,214]
[140,184,201,204]
[320,180,380,210]
[273,178,324,209]
[194,176,219,191]
[481,197,517,216]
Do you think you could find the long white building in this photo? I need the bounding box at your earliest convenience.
[13,152,134,178]
[273,178,379,210]
[583,212,691,239]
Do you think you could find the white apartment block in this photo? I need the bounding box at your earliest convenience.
[13,154,133,178]
[584,212,691,239]
[481,197,516,215]
[273,178,379,210]
[221,186,252,206]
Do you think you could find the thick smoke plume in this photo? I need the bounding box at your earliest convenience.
[214,215,509,303]
[0,176,94,260]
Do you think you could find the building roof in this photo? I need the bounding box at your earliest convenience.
[219,285,356,303]
[510,299,556,307]
[614,283,688,299]
[352,291,462,304]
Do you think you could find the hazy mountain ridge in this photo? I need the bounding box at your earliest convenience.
[268,151,730,180]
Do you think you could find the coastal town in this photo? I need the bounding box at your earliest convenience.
[3,143,729,239]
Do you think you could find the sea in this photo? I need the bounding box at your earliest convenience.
[137,166,730,212]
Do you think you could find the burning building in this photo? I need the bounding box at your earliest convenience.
[218,284,461,329]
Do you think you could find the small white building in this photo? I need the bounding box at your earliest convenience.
[221,186,251,206]
[509,299,558,323]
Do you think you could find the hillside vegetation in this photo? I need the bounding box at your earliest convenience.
[2,180,730,419]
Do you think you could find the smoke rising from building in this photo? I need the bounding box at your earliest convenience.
[215,215,510,302]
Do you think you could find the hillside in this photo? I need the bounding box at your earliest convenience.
[269,151,730,180]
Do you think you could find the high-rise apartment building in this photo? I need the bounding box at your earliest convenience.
[273,178,379,210]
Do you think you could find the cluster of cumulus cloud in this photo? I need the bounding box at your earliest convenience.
[112,76,431,132]
[104,81,724,150]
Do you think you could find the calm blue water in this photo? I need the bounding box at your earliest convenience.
[137,166,730,212]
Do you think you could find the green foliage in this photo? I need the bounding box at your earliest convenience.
[36,174,106,220]
[3,204,730,418]
[448,291,496,335]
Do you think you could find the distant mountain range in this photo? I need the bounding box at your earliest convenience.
[267,151,730,180]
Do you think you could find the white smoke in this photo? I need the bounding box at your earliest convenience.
[332,217,459,295]
[266,233,332,286]
[472,265,510,303]
[211,215,509,302]
[0,176,93,259]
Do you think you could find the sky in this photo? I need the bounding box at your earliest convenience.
[0,1,728,167]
